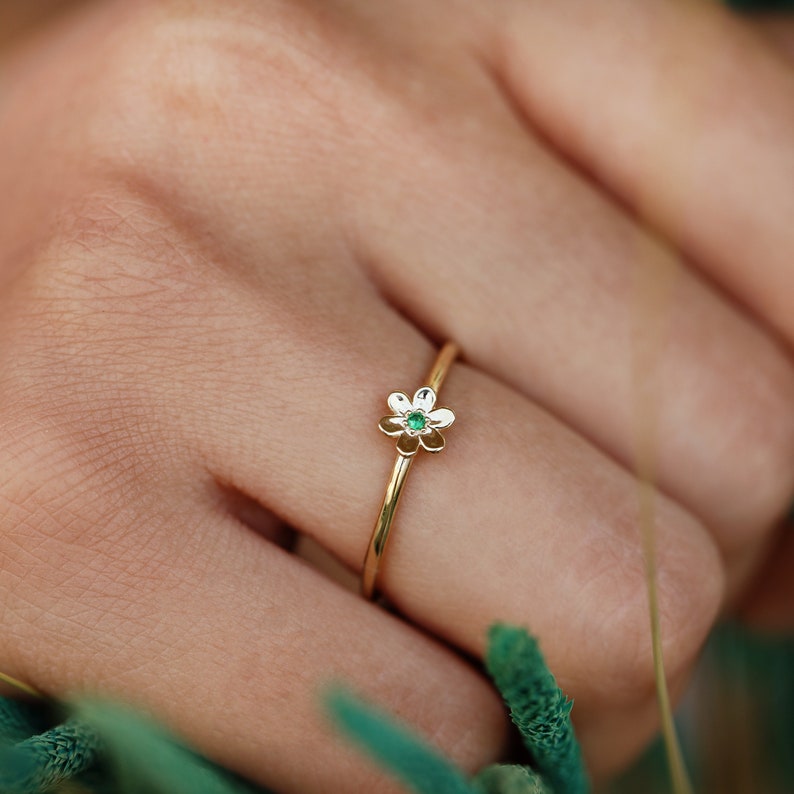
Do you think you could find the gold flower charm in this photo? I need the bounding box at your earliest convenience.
[378,386,456,457]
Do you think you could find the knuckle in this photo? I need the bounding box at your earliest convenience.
[43,185,211,315]
[0,402,134,562]
[0,188,198,561]
[110,1,355,165]
[0,413,113,640]
[18,184,215,381]
[105,1,475,178]
[0,402,190,674]
[582,495,724,703]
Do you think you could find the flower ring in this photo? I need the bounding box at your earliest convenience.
[378,386,456,457]
[362,342,459,600]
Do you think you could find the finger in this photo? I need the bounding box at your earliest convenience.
[346,63,794,560]
[0,3,739,776]
[92,0,794,560]
[21,0,792,562]
[573,669,691,779]
[40,186,720,776]
[0,452,507,794]
[479,0,794,347]
[174,267,725,776]
[0,216,508,793]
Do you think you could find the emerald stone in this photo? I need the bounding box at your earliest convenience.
[406,411,427,431]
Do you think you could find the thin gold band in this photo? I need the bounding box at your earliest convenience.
[362,342,459,600]
[424,341,459,396]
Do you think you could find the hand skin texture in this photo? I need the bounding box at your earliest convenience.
[0,1,793,792]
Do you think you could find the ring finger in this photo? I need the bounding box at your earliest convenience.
[171,248,726,776]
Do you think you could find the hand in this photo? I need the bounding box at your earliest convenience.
[0,1,792,791]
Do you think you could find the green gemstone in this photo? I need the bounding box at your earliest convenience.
[406,411,427,431]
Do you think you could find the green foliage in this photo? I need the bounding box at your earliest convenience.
[485,625,588,794]
[10,620,794,794]
[323,679,565,794]
[72,701,272,794]
[325,686,479,794]
[473,764,552,794]
[0,699,271,794]
[323,624,587,794]
[0,714,101,794]
[603,623,794,794]
[694,625,794,793]
[0,622,584,793]
[4,621,794,793]
[0,700,52,744]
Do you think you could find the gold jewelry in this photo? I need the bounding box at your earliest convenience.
[362,342,458,600]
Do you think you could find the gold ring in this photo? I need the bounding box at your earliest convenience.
[361,342,458,600]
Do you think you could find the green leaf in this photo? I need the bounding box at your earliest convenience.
[0,719,101,793]
[70,700,270,794]
[473,764,552,794]
[324,686,480,794]
[485,625,588,794]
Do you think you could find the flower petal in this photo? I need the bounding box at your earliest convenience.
[396,432,420,457]
[388,391,412,416]
[418,427,445,453]
[379,415,406,436]
[378,416,405,436]
[427,407,455,429]
[412,386,436,413]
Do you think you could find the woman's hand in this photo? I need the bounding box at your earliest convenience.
[0,1,792,791]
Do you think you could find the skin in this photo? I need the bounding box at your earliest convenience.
[0,0,793,791]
